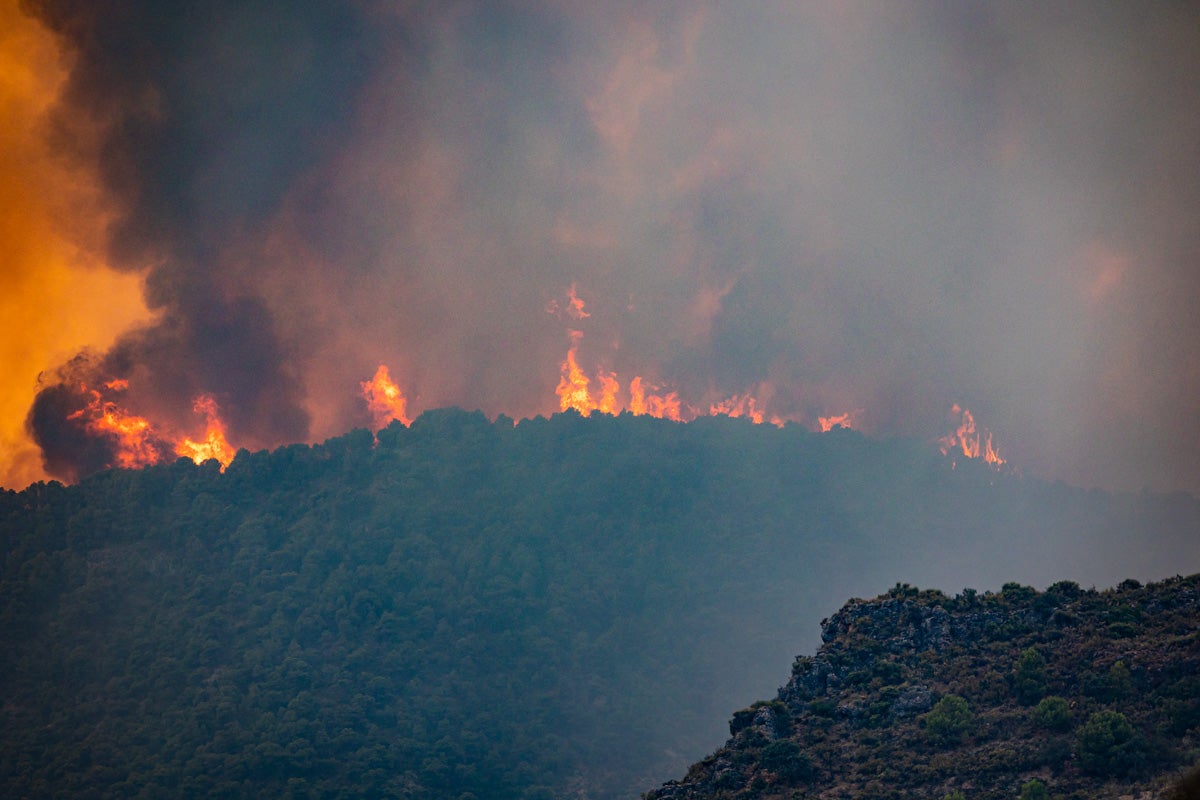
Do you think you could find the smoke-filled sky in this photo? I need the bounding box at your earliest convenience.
[4,0,1199,493]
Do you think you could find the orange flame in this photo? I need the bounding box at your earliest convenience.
[595,369,620,415]
[710,394,765,424]
[361,364,411,428]
[547,284,865,432]
[546,282,592,321]
[67,384,162,469]
[818,412,854,432]
[555,329,686,420]
[556,332,595,415]
[175,395,235,467]
[628,376,682,421]
[939,404,1005,466]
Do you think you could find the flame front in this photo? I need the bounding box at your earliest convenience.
[939,404,1005,467]
[67,384,162,469]
[818,412,854,432]
[64,382,237,471]
[710,394,765,424]
[175,395,235,467]
[361,364,411,428]
[628,377,682,421]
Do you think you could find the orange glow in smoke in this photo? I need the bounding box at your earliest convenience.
[67,384,162,469]
[939,404,1005,467]
[361,364,412,428]
[0,1,153,490]
[546,282,592,321]
[818,412,854,432]
[175,395,235,468]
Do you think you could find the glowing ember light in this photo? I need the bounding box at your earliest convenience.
[818,412,854,432]
[176,395,235,467]
[939,404,1005,467]
[361,364,411,428]
[67,384,162,468]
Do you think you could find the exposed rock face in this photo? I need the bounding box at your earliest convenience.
[645,576,1200,800]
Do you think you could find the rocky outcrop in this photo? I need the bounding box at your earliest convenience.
[645,575,1200,800]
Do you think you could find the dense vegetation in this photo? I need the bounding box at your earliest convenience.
[648,576,1200,799]
[2,409,1198,798]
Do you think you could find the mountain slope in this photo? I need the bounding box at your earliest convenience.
[647,576,1200,799]
[2,410,1199,798]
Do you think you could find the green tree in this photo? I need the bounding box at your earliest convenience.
[1076,710,1145,776]
[1031,696,1071,731]
[924,694,973,746]
[1012,647,1048,704]
[1018,778,1049,800]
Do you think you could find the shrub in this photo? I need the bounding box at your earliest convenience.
[924,695,973,746]
[1012,648,1048,704]
[1076,710,1145,776]
[1032,696,1071,731]
[759,739,815,782]
[1018,778,1049,800]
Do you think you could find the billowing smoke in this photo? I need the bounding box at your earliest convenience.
[16,1,1200,493]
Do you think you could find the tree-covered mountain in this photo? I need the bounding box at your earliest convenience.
[2,410,1198,799]
[646,575,1200,799]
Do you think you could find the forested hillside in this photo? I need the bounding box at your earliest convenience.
[647,576,1200,799]
[2,410,1198,799]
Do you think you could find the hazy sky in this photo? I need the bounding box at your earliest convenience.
[4,0,1199,493]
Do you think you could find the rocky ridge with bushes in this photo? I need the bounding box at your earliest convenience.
[647,575,1200,799]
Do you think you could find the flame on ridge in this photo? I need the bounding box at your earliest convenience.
[66,382,236,470]
[555,331,684,420]
[939,404,1005,467]
[818,411,855,432]
[175,396,235,467]
[361,364,411,428]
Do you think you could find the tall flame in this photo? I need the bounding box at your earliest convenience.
[939,404,1005,467]
[556,332,595,415]
[361,364,412,428]
[175,395,235,467]
[628,377,682,421]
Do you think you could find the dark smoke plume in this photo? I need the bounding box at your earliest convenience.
[21,1,1200,492]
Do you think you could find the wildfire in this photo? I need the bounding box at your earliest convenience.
[67,384,162,469]
[546,282,592,321]
[361,364,411,428]
[939,404,1004,467]
[555,331,686,420]
[556,332,594,415]
[65,382,237,471]
[709,394,765,424]
[628,377,682,421]
[818,412,854,432]
[175,395,235,467]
